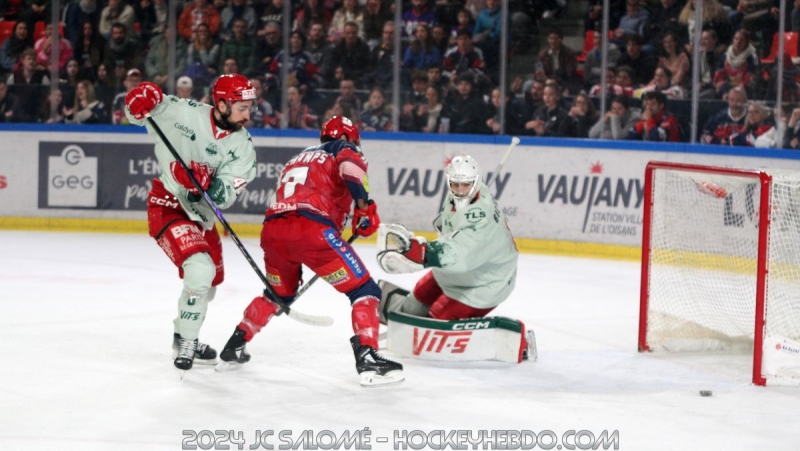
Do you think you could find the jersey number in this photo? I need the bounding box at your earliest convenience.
[280,167,309,198]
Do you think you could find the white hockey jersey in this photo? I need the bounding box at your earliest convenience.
[126,96,257,230]
[427,182,518,309]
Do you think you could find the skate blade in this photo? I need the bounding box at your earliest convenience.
[176,367,188,381]
[193,357,219,365]
[215,360,245,372]
[359,370,405,387]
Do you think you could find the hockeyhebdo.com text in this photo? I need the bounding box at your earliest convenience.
[182,428,620,450]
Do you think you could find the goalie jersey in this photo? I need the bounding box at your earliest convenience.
[126,96,257,230]
[429,182,518,309]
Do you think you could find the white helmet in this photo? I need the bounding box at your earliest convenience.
[446,154,481,209]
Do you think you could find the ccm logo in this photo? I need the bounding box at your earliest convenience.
[0,175,6,189]
[149,196,179,208]
[413,329,472,355]
[452,321,490,330]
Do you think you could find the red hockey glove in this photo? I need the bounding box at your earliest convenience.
[125,81,163,119]
[403,237,426,265]
[352,200,380,237]
[170,160,212,194]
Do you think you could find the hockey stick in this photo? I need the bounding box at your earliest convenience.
[486,136,520,187]
[145,115,333,327]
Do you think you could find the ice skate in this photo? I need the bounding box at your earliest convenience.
[216,327,251,372]
[173,333,217,365]
[174,337,198,380]
[350,335,404,387]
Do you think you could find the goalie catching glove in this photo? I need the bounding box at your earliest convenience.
[376,223,428,274]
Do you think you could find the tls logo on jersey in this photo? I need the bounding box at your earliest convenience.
[322,268,349,285]
[465,208,486,223]
[413,328,472,355]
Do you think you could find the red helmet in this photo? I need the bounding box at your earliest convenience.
[320,116,361,146]
[211,74,256,106]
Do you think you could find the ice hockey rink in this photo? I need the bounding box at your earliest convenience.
[1,230,799,451]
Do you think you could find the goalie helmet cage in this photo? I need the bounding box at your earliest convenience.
[638,161,800,386]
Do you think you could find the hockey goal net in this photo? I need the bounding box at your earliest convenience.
[639,161,800,386]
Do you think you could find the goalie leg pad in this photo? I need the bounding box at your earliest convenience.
[429,297,496,321]
[385,313,531,363]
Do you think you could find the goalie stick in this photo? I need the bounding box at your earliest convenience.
[146,115,333,327]
[487,136,519,187]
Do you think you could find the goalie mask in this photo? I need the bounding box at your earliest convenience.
[446,155,481,209]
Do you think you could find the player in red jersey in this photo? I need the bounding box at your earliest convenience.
[217,116,404,386]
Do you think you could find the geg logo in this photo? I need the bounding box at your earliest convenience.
[47,144,98,207]
[52,174,94,189]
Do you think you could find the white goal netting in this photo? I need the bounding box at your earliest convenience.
[643,166,800,383]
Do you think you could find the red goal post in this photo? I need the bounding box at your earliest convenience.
[638,161,800,386]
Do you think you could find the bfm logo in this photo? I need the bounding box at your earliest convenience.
[413,329,473,355]
[171,223,200,238]
[48,145,98,207]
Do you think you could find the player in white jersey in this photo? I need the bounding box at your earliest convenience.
[377,155,535,362]
[125,74,257,371]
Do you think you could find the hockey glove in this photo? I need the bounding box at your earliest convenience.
[125,81,163,119]
[352,200,380,237]
[376,223,427,274]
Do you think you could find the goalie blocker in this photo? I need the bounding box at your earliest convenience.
[380,280,536,363]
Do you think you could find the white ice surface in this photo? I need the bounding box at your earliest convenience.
[1,230,799,451]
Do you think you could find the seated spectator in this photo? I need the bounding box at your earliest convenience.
[0,0,25,22]
[362,0,391,49]
[246,76,277,128]
[65,80,107,124]
[730,101,778,147]
[364,21,396,90]
[637,67,685,99]
[7,48,50,85]
[329,0,365,42]
[698,29,725,98]
[449,8,474,47]
[536,29,578,92]
[99,0,137,41]
[220,57,239,76]
[295,0,331,37]
[643,0,683,47]
[60,58,81,87]
[360,87,393,131]
[521,78,545,122]
[0,79,27,122]
[427,64,450,98]
[334,78,363,116]
[403,0,437,41]
[39,88,69,123]
[440,72,490,134]
[472,0,502,68]
[256,0,287,32]
[589,95,642,139]
[584,30,621,88]
[678,0,732,47]
[325,22,371,87]
[658,31,690,88]
[135,0,170,43]
[112,68,142,125]
[783,105,800,148]
[94,63,113,88]
[418,85,443,133]
[617,34,657,87]
[103,23,140,81]
[627,90,681,141]
[324,100,360,126]
[525,82,573,137]
[146,28,188,88]
[566,92,599,138]
[34,23,74,72]
[254,21,282,74]
[486,86,526,135]
[184,23,220,87]
[269,31,321,91]
[176,76,196,101]
[714,29,759,98]
[432,22,450,57]
[74,21,105,82]
[443,29,488,90]
[403,24,442,76]
[220,18,256,76]
[700,87,747,144]
[400,71,429,131]
[305,20,328,67]
[0,21,32,74]
[178,0,221,41]
[279,85,319,129]
[220,0,258,39]
[614,0,649,41]
[589,67,636,97]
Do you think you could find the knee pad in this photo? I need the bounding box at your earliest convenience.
[346,279,381,305]
[182,252,216,298]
